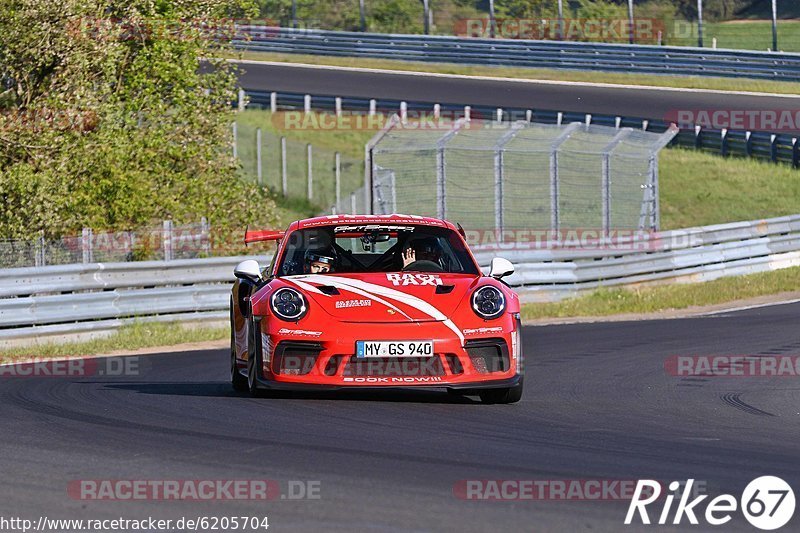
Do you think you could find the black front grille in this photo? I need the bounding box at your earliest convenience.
[272,341,323,375]
[465,338,509,374]
[343,356,445,377]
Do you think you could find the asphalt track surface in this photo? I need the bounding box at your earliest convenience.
[1,301,799,532]
[235,61,800,124]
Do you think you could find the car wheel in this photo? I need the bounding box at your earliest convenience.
[246,319,264,397]
[479,378,523,404]
[230,316,247,392]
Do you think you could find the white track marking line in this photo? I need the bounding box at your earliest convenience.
[228,59,800,99]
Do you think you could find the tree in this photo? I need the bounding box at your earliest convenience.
[0,0,275,245]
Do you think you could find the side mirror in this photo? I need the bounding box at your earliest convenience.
[234,259,262,283]
[489,257,514,279]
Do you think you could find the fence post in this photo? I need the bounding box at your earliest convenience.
[350,192,357,214]
[163,220,173,261]
[496,108,503,123]
[307,143,313,201]
[525,109,532,123]
[335,152,341,210]
[464,106,471,121]
[549,122,580,232]
[369,99,376,116]
[793,138,799,169]
[335,97,342,118]
[652,155,660,231]
[400,101,408,124]
[81,227,92,264]
[270,91,277,113]
[600,128,634,237]
[238,88,245,112]
[493,121,525,240]
[34,231,44,267]
[745,131,753,157]
[256,128,263,185]
[601,154,611,236]
[304,94,311,115]
[281,136,288,197]
[232,122,238,159]
[201,217,211,256]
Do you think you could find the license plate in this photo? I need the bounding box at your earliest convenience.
[356,340,434,358]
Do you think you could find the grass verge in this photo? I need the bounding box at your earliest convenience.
[521,266,800,320]
[0,321,228,363]
[659,148,800,229]
[230,50,800,95]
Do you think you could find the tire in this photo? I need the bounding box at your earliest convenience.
[479,378,524,404]
[247,319,263,397]
[231,322,248,392]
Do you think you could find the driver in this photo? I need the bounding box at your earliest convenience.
[401,236,443,270]
[304,249,335,274]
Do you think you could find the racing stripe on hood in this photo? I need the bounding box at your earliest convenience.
[286,277,413,321]
[300,274,465,344]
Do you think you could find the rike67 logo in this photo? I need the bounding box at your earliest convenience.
[626,477,795,530]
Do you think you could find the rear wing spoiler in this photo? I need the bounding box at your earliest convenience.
[244,229,285,245]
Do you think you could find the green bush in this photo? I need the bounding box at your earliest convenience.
[0,0,277,248]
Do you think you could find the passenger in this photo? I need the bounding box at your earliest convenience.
[402,236,444,270]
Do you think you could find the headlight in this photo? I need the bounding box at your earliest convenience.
[270,288,308,321]
[471,286,506,320]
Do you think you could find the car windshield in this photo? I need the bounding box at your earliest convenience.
[276,225,479,276]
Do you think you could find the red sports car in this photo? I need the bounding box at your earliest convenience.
[230,214,524,403]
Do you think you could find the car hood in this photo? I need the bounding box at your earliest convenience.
[282,272,479,323]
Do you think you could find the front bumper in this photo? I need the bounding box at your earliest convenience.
[252,318,522,389]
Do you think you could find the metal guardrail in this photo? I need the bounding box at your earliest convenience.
[0,256,269,344]
[244,89,800,167]
[473,214,800,302]
[234,27,800,82]
[1,215,799,342]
